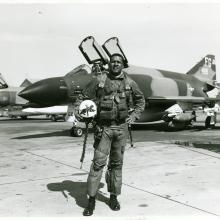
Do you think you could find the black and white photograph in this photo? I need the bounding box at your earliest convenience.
[0,0,220,219]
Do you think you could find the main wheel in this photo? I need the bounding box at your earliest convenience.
[205,116,215,129]
[51,115,57,122]
[20,116,27,120]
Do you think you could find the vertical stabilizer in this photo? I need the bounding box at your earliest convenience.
[186,55,216,83]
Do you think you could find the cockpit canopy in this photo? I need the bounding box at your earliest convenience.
[79,36,129,68]
[102,37,129,68]
[0,74,8,89]
[65,64,91,77]
[79,36,108,65]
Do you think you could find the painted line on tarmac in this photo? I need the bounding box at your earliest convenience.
[123,183,219,217]
[23,150,89,173]
[161,141,220,160]
[0,174,75,186]
[177,146,220,160]
[16,150,220,217]
[0,149,89,186]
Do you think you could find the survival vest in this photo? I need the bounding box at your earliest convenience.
[95,72,133,122]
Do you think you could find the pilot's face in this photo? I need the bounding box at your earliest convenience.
[109,55,124,76]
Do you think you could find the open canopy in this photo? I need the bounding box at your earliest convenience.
[102,37,129,68]
[79,36,108,65]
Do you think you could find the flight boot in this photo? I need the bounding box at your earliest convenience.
[109,194,120,211]
[83,196,96,216]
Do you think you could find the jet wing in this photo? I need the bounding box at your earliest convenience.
[147,96,220,111]
[147,96,220,103]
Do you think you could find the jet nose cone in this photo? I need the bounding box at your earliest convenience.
[18,87,31,100]
[18,77,68,106]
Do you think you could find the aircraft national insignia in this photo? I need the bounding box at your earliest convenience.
[204,56,215,67]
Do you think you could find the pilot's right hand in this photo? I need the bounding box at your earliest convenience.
[74,109,83,122]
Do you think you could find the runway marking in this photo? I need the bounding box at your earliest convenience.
[129,141,220,160]
[124,141,220,170]
[22,150,89,174]
[160,141,220,160]
[123,183,220,217]
[0,149,89,186]
[14,149,220,217]
[0,174,76,186]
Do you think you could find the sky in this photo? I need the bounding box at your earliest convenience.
[0,1,220,86]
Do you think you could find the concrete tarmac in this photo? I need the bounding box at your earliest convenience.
[0,115,220,219]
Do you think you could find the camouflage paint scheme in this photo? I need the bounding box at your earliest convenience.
[19,54,218,127]
[0,74,27,107]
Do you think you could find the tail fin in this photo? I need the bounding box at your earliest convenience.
[0,73,8,89]
[186,55,216,84]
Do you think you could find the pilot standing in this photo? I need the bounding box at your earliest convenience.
[77,53,145,216]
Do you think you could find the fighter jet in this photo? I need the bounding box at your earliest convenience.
[19,36,220,130]
[0,75,32,119]
[0,74,71,121]
[0,73,28,107]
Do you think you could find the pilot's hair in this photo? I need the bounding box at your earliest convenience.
[110,53,128,67]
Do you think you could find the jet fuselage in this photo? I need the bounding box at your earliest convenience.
[19,65,209,123]
[0,86,27,107]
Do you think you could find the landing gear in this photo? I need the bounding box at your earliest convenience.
[70,127,83,137]
[50,114,65,122]
[20,116,27,120]
[51,115,57,122]
[205,113,216,129]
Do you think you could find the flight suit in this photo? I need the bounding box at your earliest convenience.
[80,71,145,197]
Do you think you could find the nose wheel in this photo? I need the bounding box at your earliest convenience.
[70,127,83,137]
